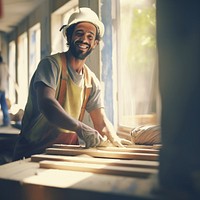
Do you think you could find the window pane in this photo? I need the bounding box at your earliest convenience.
[8,41,16,104]
[51,2,78,54]
[61,6,78,51]
[18,32,28,109]
[29,23,41,82]
[118,0,158,127]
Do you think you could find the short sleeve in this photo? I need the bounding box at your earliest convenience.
[33,56,60,90]
[86,75,104,113]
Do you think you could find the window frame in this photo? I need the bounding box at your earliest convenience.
[112,0,159,133]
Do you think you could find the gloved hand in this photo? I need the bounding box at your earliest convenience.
[109,135,132,147]
[95,123,132,147]
[76,122,105,148]
[98,135,132,147]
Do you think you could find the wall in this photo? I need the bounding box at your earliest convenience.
[0,0,103,81]
[157,0,200,193]
[1,0,114,123]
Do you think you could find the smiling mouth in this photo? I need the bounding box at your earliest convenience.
[76,42,89,50]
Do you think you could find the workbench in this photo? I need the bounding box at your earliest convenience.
[0,125,20,164]
[0,144,163,200]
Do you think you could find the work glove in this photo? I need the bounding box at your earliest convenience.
[98,135,132,147]
[96,123,132,147]
[109,135,132,147]
[76,122,105,148]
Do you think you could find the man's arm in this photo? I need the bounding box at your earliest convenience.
[36,82,104,147]
[90,108,132,147]
[36,82,79,130]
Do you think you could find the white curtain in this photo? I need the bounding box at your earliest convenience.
[118,0,158,127]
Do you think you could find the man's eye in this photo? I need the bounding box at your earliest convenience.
[76,32,83,36]
[88,35,94,40]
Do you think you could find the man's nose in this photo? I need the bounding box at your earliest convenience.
[80,34,88,42]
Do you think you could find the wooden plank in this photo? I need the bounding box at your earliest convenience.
[53,143,161,150]
[39,160,158,178]
[31,154,159,169]
[126,144,162,150]
[52,144,85,149]
[96,146,159,154]
[45,148,159,161]
[52,144,159,154]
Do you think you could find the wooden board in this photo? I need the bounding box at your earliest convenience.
[52,144,85,149]
[45,148,159,161]
[52,144,159,154]
[31,154,159,169]
[39,160,157,178]
[96,146,159,154]
[126,144,162,150]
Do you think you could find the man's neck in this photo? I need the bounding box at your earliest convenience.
[66,51,86,74]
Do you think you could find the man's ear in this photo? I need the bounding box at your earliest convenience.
[93,40,99,49]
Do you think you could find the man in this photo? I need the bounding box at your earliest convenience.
[0,55,10,127]
[13,7,131,160]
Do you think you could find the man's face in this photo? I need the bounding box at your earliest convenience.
[69,22,98,60]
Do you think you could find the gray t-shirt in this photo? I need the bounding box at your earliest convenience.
[32,55,104,114]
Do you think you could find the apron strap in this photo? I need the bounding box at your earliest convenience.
[57,53,67,106]
[57,53,92,122]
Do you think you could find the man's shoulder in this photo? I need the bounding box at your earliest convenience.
[46,52,65,61]
[42,52,66,69]
[84,65,96,77]
[84,65,100,87]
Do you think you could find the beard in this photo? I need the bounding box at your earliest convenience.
[69,40,93,60]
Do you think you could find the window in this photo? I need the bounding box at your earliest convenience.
[29,23,41,82]
[115,0,159,128]
[51,0,78,54]
[61,6,78,51]
[8,41,17,104]
[17,32,28,109]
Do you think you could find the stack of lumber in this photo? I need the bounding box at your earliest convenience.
[31,144,160,178]
[0,144,161,200]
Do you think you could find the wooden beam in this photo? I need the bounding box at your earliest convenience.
[39,160,158,178]
[52,144,160,154]
[96,147,159,154]
[53,144,161,150]
[31,154,159,169]
[52,144,84,149]
[45,148,159,161]
[126,144,162,150]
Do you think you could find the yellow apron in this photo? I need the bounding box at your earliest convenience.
[62,65,84,120]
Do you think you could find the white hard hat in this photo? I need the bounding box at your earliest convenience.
[61,7,105,39]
